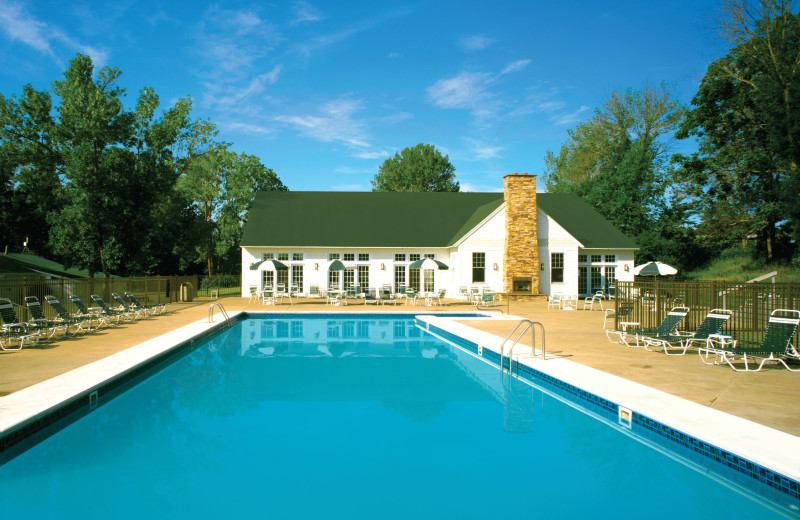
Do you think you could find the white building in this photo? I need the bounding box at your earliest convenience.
[240,174,637,298]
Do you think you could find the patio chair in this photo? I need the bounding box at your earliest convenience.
[644,309,733,355]
[112,293,148,319]
[548,294,562,309]
[364,288,380,305]
[0,297,38,349]
[474,291,497,308]
[25,296,68,340]
[698,309,800,372]
[308,285,322,298]
[582,292,604,311]
[248,286,259,304]
[458,286,469,301]
[606,306,690,347]
[402,288,419,306]
[69,296,113,327]
[125,293,166,315]
[434,288,447,306]
[90,294,135,322]
[44,295,95,334]
[380,287,397,305]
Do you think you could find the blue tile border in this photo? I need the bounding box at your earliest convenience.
[422,319,800,511]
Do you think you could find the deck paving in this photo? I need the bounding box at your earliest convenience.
[1,296,798,436]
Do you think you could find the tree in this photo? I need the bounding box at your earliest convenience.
[371,143,459,192]
[542,85,699,268]
[674,0,800,262]
[179,146,287,277]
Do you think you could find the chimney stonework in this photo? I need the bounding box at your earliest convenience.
[503,173,540,299]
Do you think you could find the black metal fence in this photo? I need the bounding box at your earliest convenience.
[614,280,800,348]
[0,275,201,323]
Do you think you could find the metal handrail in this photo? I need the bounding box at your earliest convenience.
[208,303,231,328]
[499,319,545,373]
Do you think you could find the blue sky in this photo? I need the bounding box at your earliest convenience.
[0,0,728,192]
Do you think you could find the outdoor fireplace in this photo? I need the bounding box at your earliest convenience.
[512,278,533,293]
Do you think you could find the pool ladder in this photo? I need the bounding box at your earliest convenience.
[208,303,232,329]
[499,319,545,374]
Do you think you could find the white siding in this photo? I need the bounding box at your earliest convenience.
[452,207,505,294]
[537,209,581,296]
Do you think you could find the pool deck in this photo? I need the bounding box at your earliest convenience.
[1,296,798,441]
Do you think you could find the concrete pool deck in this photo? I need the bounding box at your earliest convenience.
[0,295,798,440]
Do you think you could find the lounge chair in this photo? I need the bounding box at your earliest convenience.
[125,292,166,315]
[44,295,95,334]
[112,293,148,319]
[606,306,690,347]
[380,287,397,305]
[0,298,38,349]
[364,288,380,305]
[69,296,114,327]
[90,294,134,322]
[474,291,497,308]
[698,309,800,372]
[24,296,68,340]
[644,309,733,355]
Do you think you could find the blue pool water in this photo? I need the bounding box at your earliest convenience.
[0,315,797,519]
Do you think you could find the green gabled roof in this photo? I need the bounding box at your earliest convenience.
[241,191,505,248]
[537,193,638,249]
[0,253,92,278]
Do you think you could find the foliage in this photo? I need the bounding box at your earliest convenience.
[542,84,701,270]
[682,246,800,282]
[0,53,286,277]
[371,143,459,192]
[674,0,800,262]
[200,273,240,289]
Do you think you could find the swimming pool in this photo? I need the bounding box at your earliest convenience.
[0,313,798,518]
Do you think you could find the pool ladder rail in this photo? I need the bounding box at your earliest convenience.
[499,319,545,374]
[208,303,232,329]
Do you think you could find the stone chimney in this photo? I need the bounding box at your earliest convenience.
[503,173,539,298]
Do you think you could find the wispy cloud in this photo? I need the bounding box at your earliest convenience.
[275,97,371,148]
[501,59,531,75]
[426,71,497,118]
[0,0,109,66]
[464,137,503,160]
[459,34,494,51]
[224,122,274,135]
[291,1,323,24]
[202,66,282,109]
[552,105,591,125]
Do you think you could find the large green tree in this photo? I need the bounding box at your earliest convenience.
[371,143,459,192]
[179,145,287,277]
[674,0,800,262]
[543,85,699,268]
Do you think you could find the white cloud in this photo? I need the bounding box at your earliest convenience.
[464,138,503,160]
[459,182,503,193]
[353,149,392,159]
[426,71,495,116]
[275,97,371,148]
[552,105,591,126]
[501,59,531,75]
[291,1,323,24]
[202,66,281,109]
[459,35,494,51]
[0,1,109,66]
[224,122,274,135]
[334,165,375,175]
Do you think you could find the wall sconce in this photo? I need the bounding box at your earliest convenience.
[540,263,545,271]
[314,262,319,271]
[380,263,385,270]
[493,263,498,271]
[624,264,629,272]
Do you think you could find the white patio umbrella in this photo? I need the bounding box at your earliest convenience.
[632,261,678,276]
[409,258,449,294]
[250,259,289,291]
[327,260,357,291]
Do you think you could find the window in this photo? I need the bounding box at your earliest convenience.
[472,252,486,283]
[395,265,406,289]
[357,265,369,288]
[262,252,274,260]
[291,321,303,338]
[277,253,289,261]
[343,269,355,288]
[276,269,289,288]
[578,254,587,263]
[409,267,420,292]
[423,269,434,292]
[604,254,616,263]
[343,253,355,262]
[292,253,304,261]
[358,253,369,262]
[591,254,602,263]
[551,253,564,283]
[394,253,406,262]
[291,265,304,292]
[409,253,420,261]
[328,253,340,261]
[328,270,340,289]
[262,270,274,288]
[424,253,435,259]
[591,267,603,292]
[604,266,616,286]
